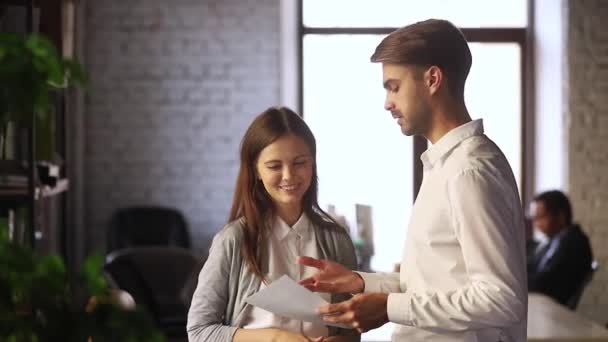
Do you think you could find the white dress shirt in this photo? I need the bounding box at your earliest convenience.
[359,120,527,341]
[242,213,330,337]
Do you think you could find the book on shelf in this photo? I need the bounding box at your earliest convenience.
[0,186,28,196]
[1,178,69,199]
[0,175,28,187]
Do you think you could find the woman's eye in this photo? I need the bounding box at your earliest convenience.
[267,165,281,170]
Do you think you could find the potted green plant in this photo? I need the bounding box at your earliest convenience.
[0,218,166,342]
[0,32,86,160]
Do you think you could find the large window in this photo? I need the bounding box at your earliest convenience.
[304,34,413,273]
[301,1,528,275]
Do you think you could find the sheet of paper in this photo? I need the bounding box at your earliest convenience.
[245,275,351,329]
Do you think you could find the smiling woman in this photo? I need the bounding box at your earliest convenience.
[187,106,360,342]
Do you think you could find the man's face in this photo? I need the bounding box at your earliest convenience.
[382,63,432,136]
[529,201,561,237]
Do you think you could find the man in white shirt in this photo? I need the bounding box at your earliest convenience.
[298,19,527,342]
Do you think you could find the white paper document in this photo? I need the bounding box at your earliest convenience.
[245,275,351,329]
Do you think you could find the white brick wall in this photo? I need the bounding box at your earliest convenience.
[567,0,608,324]
[84,0,280,253]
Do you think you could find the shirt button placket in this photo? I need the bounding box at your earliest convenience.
[296,235,302,278]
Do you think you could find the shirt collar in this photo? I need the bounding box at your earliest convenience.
[273,212,311,241]
[421,119,484,169]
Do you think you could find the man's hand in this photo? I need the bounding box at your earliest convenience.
[297,256,364,294]
[318,293,389,333]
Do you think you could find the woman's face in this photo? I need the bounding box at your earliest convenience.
[255,134,314,216]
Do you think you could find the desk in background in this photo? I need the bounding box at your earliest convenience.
[528,293,608,342]
[361,293,608,341]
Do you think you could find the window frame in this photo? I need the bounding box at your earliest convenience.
[296,0,533,205]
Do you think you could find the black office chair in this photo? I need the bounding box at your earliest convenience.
[566,260,598,310]
[104,246,204,338]
[107,206,191,253]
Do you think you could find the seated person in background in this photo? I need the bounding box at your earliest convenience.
[187,106,359,342]
[527,190,593,306]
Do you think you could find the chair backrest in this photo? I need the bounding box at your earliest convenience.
[107,206,191,253]
[103,246,204,321]
[566,260,598,310]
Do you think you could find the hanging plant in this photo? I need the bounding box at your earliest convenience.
[0,32,86,160]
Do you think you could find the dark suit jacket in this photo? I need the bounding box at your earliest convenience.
[528,224,593,306]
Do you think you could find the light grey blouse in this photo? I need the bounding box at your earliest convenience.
[187,217,360,342]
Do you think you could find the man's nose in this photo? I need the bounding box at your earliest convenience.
[384,97,394,111]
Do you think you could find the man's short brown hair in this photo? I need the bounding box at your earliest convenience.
[371,19,472,98]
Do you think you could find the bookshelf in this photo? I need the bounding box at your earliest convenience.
[0,0,72,254]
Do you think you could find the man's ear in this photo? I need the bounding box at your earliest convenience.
[426,66,443,95]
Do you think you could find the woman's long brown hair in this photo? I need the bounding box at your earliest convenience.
[228,106,340,281]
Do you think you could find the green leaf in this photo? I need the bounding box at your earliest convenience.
[1,33,86,124]
[83,254,109,296]
[25,35,56,60]
[46,58,65,87]
[64,60,87,86]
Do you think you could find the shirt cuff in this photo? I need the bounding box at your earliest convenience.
[387,292,414,326]
[355,271,386,293]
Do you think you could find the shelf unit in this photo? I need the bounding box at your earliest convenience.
[0,0,70,254]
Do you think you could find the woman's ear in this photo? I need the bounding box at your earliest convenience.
[252,162,259,180]
[255,169,261,180]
